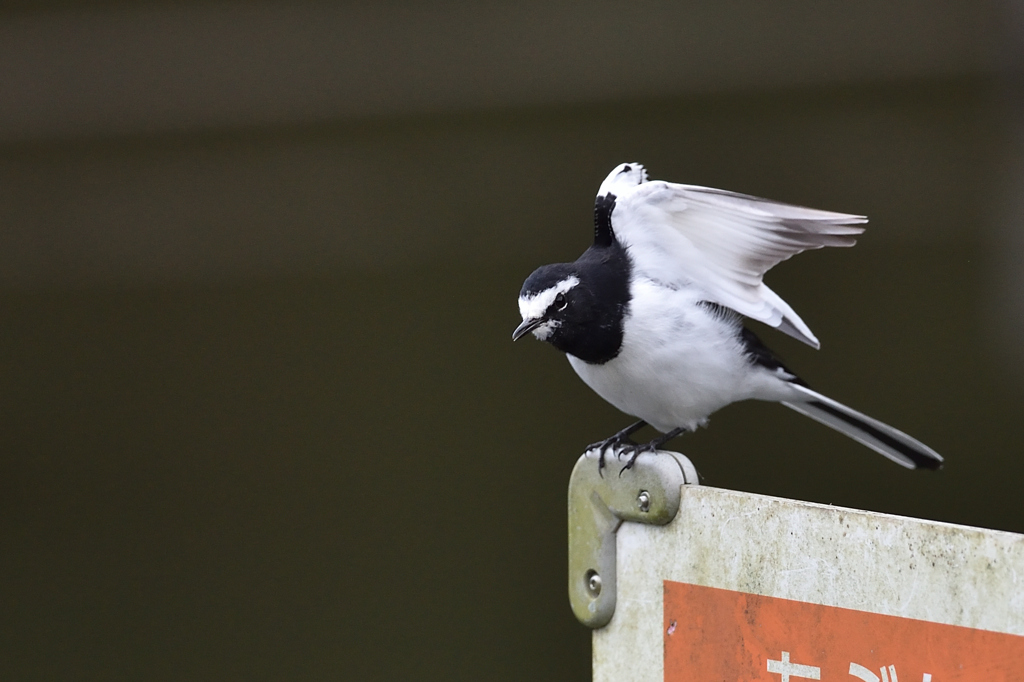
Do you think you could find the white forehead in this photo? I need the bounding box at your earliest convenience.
[518,275,580,320]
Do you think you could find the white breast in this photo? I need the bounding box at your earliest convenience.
[567,279,793,433]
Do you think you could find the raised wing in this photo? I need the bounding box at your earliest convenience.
[606,167,866,348]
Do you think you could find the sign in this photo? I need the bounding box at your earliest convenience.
[664,581,1024,681]
[589,484,1024,682]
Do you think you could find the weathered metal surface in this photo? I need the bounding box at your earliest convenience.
[593,486,1024,682]
[566,449,699,628]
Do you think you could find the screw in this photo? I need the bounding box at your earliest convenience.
[637,490,651,513]
[585,569,602,597]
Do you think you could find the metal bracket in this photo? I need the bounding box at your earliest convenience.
[567,449,699,629]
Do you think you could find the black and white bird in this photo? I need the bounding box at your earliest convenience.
[512,163,942,472]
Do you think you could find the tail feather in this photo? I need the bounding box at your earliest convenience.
[782,385,943,470]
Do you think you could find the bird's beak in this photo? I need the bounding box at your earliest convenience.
[512,317,545,341]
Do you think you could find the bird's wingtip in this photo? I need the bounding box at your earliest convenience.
[598,162,648,197]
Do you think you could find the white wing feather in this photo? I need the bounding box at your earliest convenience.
[605,165,866,348]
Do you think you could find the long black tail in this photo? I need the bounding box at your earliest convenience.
[782,384,943,470]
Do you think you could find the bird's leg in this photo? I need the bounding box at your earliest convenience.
[586,420,647,473]
[619,427,688,474]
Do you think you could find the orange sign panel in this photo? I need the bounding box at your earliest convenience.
[664,581,1024,681]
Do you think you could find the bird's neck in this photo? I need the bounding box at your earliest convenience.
[550,241,631,365]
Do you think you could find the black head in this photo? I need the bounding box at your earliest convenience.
[512,243,631,364]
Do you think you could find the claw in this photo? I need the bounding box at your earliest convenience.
[586,422,688,476]
[619,442,655,475]
[617,426,690,475]
[586,433,635,456]
[586,421,648,475]
[589,421,643,475]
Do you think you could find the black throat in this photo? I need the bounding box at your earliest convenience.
[546,194,631,364]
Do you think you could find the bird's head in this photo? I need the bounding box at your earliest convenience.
[512,261,626,365]
[513,264,581,344]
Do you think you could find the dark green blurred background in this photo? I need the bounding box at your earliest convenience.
[0,1,1022,680]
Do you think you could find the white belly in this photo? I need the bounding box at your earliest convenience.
[567,280,790,433]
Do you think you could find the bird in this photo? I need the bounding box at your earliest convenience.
[512,162,943,473]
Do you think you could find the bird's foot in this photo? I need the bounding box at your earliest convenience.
[615,441,658,474]
[586,421,647,475]
[588,434,637,474]
[617,427,688,475]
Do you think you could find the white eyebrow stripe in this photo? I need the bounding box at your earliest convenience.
[518,276,580,320]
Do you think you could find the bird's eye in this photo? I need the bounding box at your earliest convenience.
[554,293,567,311]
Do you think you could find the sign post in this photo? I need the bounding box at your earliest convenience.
[568,451,1024,681]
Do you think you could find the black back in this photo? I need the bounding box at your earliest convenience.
[593,192,616,247]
